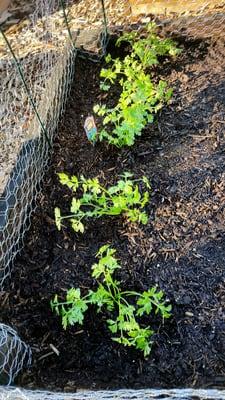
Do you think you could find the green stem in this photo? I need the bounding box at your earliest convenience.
[122,290,166,312]
[59,214,84,221]
[53,292,91,308]
[103,272,119,301]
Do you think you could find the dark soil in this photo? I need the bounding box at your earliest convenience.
[1,36,225,391]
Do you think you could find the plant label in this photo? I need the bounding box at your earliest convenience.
[84,116,97,144]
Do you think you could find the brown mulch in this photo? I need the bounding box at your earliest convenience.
[1,35,225,391]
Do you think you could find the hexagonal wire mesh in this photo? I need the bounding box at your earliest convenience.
[0,0,109,288]
[0,0,225,394]
[105,0,225,39]
[0,0,105,386]
[0,324,31,385]
[2,388,225,400]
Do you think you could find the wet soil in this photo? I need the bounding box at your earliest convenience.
[1,36,225,391]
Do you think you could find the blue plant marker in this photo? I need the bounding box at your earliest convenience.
[84,116,98,144]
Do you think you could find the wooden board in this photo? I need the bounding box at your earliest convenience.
[129,0,225,16]
[0,0,10,15]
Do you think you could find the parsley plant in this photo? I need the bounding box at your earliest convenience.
[93,22,181,147]
[51,245,172,356]
[55,172,150,233]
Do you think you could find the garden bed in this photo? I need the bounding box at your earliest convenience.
[1,35,225,391]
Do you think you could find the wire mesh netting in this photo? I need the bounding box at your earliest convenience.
[0,0,77,287]
[0,324,31,386]
[0,0,113,288]
[2,388,225,400]
[0,0,225,396]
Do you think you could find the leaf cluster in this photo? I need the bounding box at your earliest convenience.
[93,22,181,147]
[51,245,172,356]
[55,172,150,233]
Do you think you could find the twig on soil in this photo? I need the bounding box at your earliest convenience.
[38,351,55,361]
[50,343,60,356]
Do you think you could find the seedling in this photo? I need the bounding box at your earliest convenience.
[94,22,181,147]
[55,172,150,233]
[51,245,172,356]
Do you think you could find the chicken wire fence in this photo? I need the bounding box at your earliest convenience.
[0,325,31,386]
[0,0,77,288]
[0,0,225,397]
[2,388,225,400]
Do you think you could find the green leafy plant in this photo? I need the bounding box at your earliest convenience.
[55,172,150,233]
[93,22,181,147]
[51,245,172,356]
[116,22,181,67]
